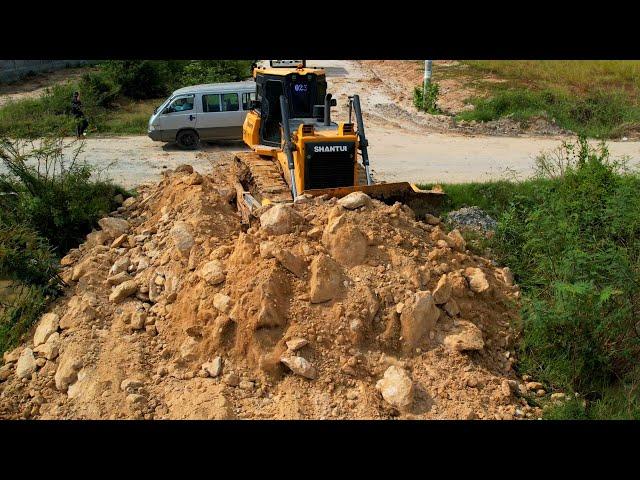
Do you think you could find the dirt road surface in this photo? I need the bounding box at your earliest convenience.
[2,60,639,187]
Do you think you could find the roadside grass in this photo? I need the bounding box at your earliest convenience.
[429,60,640,139]
[420,137,640,419]
[0,137,131,354]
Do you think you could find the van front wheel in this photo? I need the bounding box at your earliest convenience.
[176,130,199,150]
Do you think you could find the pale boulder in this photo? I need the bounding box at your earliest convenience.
[376,366,414,410]
[98,217,130,237]
[33,313,59,347]
[259,204,304,235]
[337,191,372,210]
[400,291,440,349]
[309,254,342,303]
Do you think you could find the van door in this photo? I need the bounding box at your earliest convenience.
[198,91,244,140]
[158,94,197,141]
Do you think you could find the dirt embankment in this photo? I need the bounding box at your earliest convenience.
[0,159,549,420]
[358,60,568,137]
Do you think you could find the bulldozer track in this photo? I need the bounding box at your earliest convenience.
[234,151,293,204]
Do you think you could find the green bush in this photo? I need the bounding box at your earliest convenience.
[0,284,48,355]
[178,60,253,86]
[103,60,170,100]
[413,82,441,114]
[0,137,130,254]
[80,70,120,108]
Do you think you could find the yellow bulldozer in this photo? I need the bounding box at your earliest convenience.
[233,60,443,223]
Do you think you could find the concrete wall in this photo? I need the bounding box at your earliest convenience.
[0,60,96,83]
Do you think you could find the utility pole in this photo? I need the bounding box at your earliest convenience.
[423,60,433,108]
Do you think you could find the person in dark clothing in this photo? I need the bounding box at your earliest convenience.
[71,91,89,137]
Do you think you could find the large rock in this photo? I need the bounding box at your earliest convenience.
[464,267,490,293]
[443,320,485,352]
[16,348,36,379]
[199,260,226,285]
[55,352,83,391]
[376,366,414,410]
[322,217,368,268]
[432,274,452,305]
[34,332,60,360]
[309,254,342,303]
[273,248,307,278]
[400,291,440,349]
[170,222,195,257]
[109,257,131,276]
[109,280,138,303]
[202,357,224,378]
[447,229,466,251]
[213,293,232,313]
[60,294,97,329]
[280,355,317,379]
[98,217,130,237]
[259,204,304,236]
[33,313,59,347]
[337,191,372,210]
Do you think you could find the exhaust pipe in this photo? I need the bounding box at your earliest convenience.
[352,94,372,186]
[324,93,332,126]
[279,94,298,199]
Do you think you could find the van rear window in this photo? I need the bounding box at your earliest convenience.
[203,94,221,112]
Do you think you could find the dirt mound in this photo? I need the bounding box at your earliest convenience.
[0,161,543,419]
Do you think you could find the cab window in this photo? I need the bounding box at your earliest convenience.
[221,93,239,112]
[242,91,256,110]
[166,95,194,113]
[202,94,221,113]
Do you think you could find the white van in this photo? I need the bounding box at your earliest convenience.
[147,81,256,149]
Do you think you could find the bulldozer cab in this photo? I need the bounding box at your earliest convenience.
[254,67,328,146]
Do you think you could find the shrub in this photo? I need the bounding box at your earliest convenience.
[0,136,130,254]
[413,82,441,114]
[178,60,253,86]
[80,70,119,108]
[103,60,170,100]
[491,139,640,397]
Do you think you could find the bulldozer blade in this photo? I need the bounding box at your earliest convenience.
[303,182,445,217]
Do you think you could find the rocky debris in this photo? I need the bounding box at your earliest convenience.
[273,248,307,278]
[259,204,304,235]
[98,217,130,237]
[109,280,138,303]
[121,378,143,393]
[338,191,372,210]
[432,274,452,305]
[170,222,195,257]
[16,348,36,380]
[446,206,497,233]
[281,355,317,379]
[447,229,466,251]
[309,254,342,303]
[464,267,490,293]
[400,291,440,349]
[54,352,83,392]
[202,357,224,378]
[33,332,60,360]
[0,163,533,421]
[322,217,368,267]
[286,338,308,351]
[376,366,414,410]
[443,320,485,352]
[33,313,59,347]
[199,260,226,285]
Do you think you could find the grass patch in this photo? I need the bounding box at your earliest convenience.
[428,61,640,139]
[422,138,640,419]
[457,87,640,139]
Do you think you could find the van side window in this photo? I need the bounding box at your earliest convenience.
[203,94,221,113]
[242,92,256,110]
[167,95,194,113]
[221,93,239,112]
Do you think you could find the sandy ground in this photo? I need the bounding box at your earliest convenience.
[2,60,639,187]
